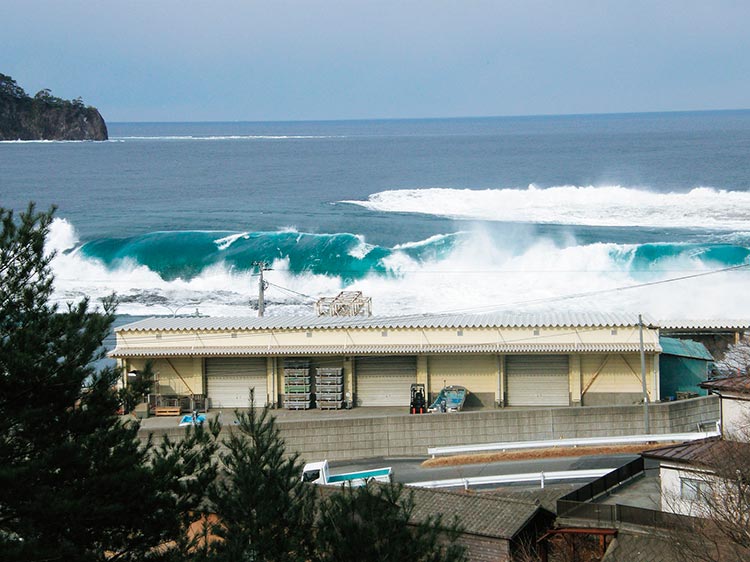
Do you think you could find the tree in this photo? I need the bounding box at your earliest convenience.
[0,204,220,561]
[315,482,467,562]
[204,398,317,562]
[0,73,28,99]
[119,360,156,414]
[713,338,750,378]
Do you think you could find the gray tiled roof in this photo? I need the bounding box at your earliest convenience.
[643,436,750,468]
[116,311,655,333]
[317,484,549,539]
[701,375,750,395]
[402,486,548,539]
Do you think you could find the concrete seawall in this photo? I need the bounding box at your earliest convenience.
[143,395,719,462]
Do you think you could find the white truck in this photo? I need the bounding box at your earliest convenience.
[301,459,392,486]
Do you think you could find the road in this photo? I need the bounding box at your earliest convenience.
[328,453,651,490]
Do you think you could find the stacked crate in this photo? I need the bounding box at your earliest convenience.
[315,367,344,409]
[283,364,312,410]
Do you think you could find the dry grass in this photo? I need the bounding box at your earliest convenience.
[422,442,673,467]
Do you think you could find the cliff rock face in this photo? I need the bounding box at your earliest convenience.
[0,74,108,141]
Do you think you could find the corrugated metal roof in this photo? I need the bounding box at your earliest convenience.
[109,342,661,358]
[659,337,714,361]
[116,311,655,333]
[660,319,750,330]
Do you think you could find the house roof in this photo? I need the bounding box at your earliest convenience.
[642,436,750,468]
[406,486,550,540]
[700,375,750,395]
[115,311,656,334]
[659,337,714,361]
[659,320,750,331]
[317,484,550,540]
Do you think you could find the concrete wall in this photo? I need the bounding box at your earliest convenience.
[144,396,719,463]
[276,395,720,462]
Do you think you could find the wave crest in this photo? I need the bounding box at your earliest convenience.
[342,185,750,230]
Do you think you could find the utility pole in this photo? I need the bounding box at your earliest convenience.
[252,261,271,317]
[639,314,650,434]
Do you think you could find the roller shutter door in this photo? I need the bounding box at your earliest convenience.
[206,358,268,408]
[355,356,416,406]
[506,355,569,406]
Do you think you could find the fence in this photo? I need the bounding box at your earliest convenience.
[558,457,644,504]
[556,458,703,531]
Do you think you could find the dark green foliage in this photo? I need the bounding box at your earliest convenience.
[316,482,467,562]
[204,399,317,562]
[119,360,155,413]
[0,73,107,140]
[0,204,219,561]
[0,73,27,99]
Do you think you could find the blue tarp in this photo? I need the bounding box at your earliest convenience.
[659,337,714,400]
[660,337,714,361]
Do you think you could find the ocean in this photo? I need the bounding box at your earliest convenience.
[2,110,750,319]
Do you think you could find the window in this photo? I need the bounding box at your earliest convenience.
[680,477,710,501]
[302,469,320,483]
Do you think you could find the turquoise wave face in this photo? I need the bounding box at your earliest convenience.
[611,243,750,276]
[79,230,460,281]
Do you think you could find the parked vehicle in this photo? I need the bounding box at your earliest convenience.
[301,459,392,486]
[410,383,427,414]
[428,385,468,413]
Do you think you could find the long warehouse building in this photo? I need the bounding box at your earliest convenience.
[110,312,662,409]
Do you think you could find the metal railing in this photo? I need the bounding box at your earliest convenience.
[558,457,644,504]
[556,459,704,531]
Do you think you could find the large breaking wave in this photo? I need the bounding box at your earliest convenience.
[48,218,750,319]
[343,185,750,230]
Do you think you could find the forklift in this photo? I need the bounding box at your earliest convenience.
[409,383,427,414]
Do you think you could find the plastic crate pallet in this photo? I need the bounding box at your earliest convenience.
[317,400,343,410]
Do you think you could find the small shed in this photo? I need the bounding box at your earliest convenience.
[659,337,714,400]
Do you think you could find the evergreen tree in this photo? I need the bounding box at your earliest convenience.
[205,397,317,562]
[315,482,467,562]
[0,204,219,561]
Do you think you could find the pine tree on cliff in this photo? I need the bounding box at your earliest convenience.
[0,204,220,561]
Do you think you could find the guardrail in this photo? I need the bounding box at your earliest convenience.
[427,427,720,458]
[408,468,614,490]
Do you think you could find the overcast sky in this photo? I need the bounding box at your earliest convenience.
[2,0,749,122]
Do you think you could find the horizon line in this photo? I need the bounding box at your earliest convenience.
[108,107,750,125]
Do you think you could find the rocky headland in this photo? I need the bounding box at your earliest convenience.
[0,73,108,141]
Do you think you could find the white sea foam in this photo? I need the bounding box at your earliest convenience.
[111,135,340,141]
[392,233,458,250]
[47,222,750,319]
[347,235,375,259]
[343,185,750,230]
[214,232,250,251]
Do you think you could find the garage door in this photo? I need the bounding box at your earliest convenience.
[506,355,569,406]
[206,358,268,408]
[355,356,416,406]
